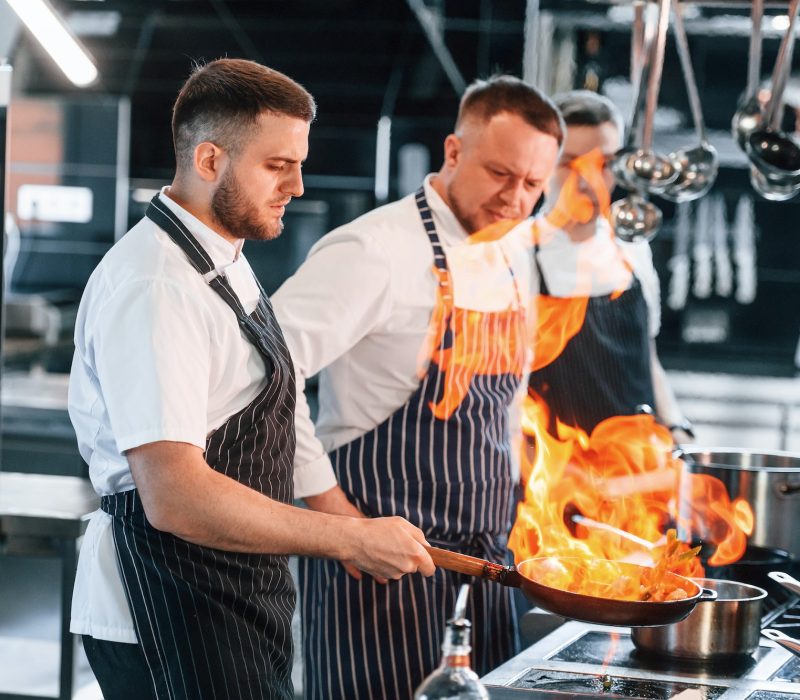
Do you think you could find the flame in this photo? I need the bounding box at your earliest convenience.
[510,393,755,594]
[545,148,612,229]
[418,220,526,420]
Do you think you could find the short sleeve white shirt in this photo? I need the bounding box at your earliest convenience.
[68,189,268,642]
[273,176,533,499]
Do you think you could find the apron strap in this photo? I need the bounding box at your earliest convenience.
[145,194,274,373]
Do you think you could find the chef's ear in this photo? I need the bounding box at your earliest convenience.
[442,133,461,168]
[193,141,228,183]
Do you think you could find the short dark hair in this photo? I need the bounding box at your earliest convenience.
[552,90,624,137]
[455,75,565,146]
[171,58,316,171]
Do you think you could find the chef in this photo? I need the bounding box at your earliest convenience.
[529,89,692,440]
[272,75,563,699]
[67,58,433,700]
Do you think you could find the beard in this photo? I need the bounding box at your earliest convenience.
[445,180,483,235]
[210,168,285,242]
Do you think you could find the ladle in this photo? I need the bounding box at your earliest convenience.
[618,0,680,194]
[731,0,765,150]
[611,1,654,191]
[745,0,800,197]
[611,193,663,242]
[661,0,718,203]
[750,165,800,202]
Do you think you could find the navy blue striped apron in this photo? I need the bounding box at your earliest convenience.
[300,187,525,699]
[528,241,654,435]
[101,195,297,700]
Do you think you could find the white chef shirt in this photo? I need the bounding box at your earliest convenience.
[68,189,268,642]
[273,175,534,500]
[532,216,662,338]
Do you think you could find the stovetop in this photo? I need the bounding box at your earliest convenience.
[482,599,800,700]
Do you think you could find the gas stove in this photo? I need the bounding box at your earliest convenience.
[482,598,800,699]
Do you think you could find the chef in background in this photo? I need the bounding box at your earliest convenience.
[68,58,433,700]
[529,89,692,441]
[273,75,563,699]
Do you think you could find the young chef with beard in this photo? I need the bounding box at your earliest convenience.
[68,58,434,700]
[272,75,563,699]
[529,90,691,440]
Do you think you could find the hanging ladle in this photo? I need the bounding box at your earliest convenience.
[610,193,663,242]
[616,0,680,194]
[610,0,665,242]
[745,0,800,197]
[661,0,718,203]
[731,0,765,151]
[612,0,652,191]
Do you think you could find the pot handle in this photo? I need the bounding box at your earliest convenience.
[769,571,800,596]
[763,628,800,658]
[699,587,718,601]
[776,481,800,496]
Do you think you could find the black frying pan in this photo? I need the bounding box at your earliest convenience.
[427,546,716,627]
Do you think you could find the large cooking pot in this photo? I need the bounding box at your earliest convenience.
[680,448,800,558]
[426,546,716,627]
[631,578,767,661]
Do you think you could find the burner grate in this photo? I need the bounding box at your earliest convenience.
[509,670,726,699]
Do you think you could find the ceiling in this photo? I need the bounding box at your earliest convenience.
[7,0,530,180]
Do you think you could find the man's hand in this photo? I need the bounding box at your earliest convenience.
[339,516,436,581]
[304,485,385,582]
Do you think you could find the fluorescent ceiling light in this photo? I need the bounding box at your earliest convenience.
[5,0,98,87]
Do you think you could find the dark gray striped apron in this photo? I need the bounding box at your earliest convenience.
[300,187,526,699]
[528,241,654,435]
[101,195,296,699]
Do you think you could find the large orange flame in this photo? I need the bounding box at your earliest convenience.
[510,393,755,587]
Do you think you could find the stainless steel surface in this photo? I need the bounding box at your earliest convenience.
[610,193,663,241]
[482,619,800,697]
[661,0,718,202]
[682,448,800,557]
[0,472,98,541]
[763,628,800,659]
[631,578,767,660]
[769,570,800,596]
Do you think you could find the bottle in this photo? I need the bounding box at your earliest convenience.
[414,585,489,700]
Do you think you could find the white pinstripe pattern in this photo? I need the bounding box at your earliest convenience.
[300,187,523,699]
[103,200,297,699]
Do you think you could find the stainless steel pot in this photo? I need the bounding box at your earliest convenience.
[631,578,766,661]
[680,449,800,558]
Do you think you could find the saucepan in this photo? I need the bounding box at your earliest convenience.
[426,546,716,627]
[631,578,767,661]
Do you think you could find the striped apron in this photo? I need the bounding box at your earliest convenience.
[101,196,297,700]
[528,241,655,435]
[300,187,526,699]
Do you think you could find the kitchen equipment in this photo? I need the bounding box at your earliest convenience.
[631,578,767,661]
[703,544,794,602]
[426,547,715,627]
[731,0,765,150]
[622,0,679,195]
[660,0,718,203]
[745,0,800,199]
[762,628,800,659]
[681,448,800,558]
[610,193,663,242]
[770,570,800,596]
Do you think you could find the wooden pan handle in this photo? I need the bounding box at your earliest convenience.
[425,545,510,583]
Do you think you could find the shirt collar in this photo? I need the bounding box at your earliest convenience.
[421,174,471,247]
[157,187,244,270]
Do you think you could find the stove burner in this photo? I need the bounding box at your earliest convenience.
[509,670,726,699]
[772,656,800,683]
[550,631,767,678]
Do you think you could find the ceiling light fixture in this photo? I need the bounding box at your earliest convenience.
[5,0,98,87]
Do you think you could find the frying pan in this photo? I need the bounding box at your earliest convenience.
[427,547,716,627]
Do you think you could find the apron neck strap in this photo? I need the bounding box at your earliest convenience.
[414,186,448,276]
[146,194,216,275]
